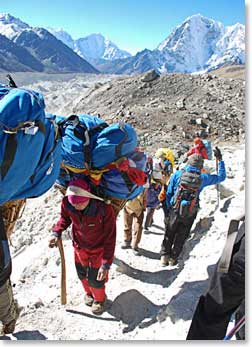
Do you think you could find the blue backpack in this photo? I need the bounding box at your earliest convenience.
[92,122,138,168]
[55,150,147,200]
[98,150,147,199]
[49,114,138,170]
[202,139,213,160]
[49,113,145,200]
[0,85,61,204]
[47,114,108,169]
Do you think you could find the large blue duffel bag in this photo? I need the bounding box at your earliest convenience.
[49,114,138,170]
[48,113,108,169]
[92,122,138,168]
[97,150,147,199]
[0,85,61,204]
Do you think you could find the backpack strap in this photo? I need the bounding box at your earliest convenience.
[120,171,135,192]
[0,134,17,180]
[115,122,128,158]
[217,214,245,273]
[29,119,60,184]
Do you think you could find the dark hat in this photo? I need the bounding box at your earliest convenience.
[187,154,204,169]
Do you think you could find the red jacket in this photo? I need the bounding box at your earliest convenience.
[52,197,116,266]
[187,142,208,160]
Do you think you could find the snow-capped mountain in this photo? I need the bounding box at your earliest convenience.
[46,27,75,50]
[205,23,245,71]
[47,28,132,62]
[12,27,98,73]
[97,14,245,75]
[156,14,245,73]
[0,13,244,75]
[74,33,132,60]
[157,14,225,73]
[0,13,99,73]
[0,13,29,39]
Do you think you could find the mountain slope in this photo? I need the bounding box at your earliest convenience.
[0,34,43,72]
[47,29,132,65]
[13,28,99,73]
[0,13,99,73]
[96,49,163,74]
[74,33,132,60]
[0,13,29,39]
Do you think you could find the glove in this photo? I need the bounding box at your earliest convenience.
[213,146,222,161]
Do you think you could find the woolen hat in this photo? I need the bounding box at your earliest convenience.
[187,154,204,169]
[66,178,91,204]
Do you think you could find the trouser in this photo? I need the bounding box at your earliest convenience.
[74,247,108,302]
[144,208,156,229]
[187,231,245,340]
[160,209,196,259]
[110,198,127,217]
[0,279,18,326]
[161,200,169,219]
[123,208,144,249]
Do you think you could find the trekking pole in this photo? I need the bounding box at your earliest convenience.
[223,315,245,340]
[58,238,67,305]
[216,158,220,208]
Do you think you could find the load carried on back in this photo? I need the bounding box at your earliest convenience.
[186,137,212,160]
[0,76,147,220]
[47,113,147,214]
[0,83,61,205]
[155,147,175,176]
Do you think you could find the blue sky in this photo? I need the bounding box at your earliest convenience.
[1,0,246,54]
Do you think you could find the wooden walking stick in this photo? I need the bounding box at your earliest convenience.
[58,238,67,305]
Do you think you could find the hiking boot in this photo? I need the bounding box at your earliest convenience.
[169,258,178,266]
[84,294,94,307]
[160,255,169,267]
[91,300,106,315]
[121,241,131,249]
[2,319,16,335]
[132,247,141,256]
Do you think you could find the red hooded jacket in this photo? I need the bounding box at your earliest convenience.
[52,197,116,266]
[187,142,208,160]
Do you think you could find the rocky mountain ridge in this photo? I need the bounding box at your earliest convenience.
[1,65,245,160]
[69,69,245,156]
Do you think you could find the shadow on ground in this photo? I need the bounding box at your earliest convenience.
[107,289,165,333]
[66,308,119,322]
[0,330,47,340]
[113,257,178,287]
[114,215,215,288]
[112,211,225,330]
